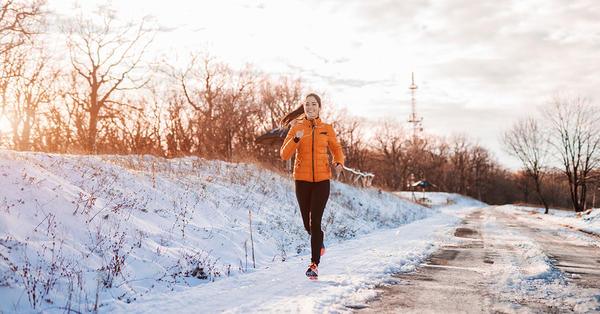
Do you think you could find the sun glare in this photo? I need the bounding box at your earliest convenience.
[0,114,11,134]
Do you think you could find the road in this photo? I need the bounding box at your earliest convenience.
[357,206,600,313]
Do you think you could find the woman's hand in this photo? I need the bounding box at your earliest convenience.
[295,129,304,139]
[335,162,343,173]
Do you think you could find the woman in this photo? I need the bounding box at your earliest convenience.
[279,93,345,279]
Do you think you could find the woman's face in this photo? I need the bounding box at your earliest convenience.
[303,96,320,120]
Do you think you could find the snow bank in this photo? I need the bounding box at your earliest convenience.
[0,150,459,313]
[499,205,600,236]
[580,208,600,234]
[483,206,600,312]
[394,191,486,210]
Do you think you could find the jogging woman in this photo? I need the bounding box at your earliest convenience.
[279,93,345,279]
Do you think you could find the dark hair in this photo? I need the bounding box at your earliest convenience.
[280,93,322,127]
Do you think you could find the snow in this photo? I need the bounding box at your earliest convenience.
[0,150,482,313]
[110,213,461,313]
[498,204,600,236]
[394,191,485,210]
[482,206,600,312]
[3,149,598,312]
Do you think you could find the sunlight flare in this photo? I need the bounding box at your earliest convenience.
[0,114,11,134]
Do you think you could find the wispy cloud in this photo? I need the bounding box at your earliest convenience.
[46,0,600,168]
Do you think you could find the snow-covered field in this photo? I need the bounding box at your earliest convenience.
[0,150,485,313]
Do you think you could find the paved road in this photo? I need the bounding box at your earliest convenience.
[357,207,600,313]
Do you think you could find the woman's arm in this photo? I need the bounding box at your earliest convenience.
[327,124,345,166]
[280,124,300,160]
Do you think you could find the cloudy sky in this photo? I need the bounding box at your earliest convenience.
[48,0,600,169]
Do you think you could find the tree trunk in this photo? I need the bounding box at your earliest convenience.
[87,107,99,154]
[533,174,549,214]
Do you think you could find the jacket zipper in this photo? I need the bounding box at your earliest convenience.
[311,121,316,182]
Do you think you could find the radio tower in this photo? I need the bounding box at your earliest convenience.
[407,72,423,141]
[407,72,423,192]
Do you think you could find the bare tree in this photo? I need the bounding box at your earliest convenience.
[97,95,163,155]
[175,54,258,160]
[469,144,492,201]
[0,0,44,119]
[321,107,367,172]
[545,95,600,212]
[10,51,59,150]
[0,43,24,122]
[63,6,154,153]
[250,75,305,166]
[503,117,550,213]
[0,0,44,55]
[258,76,303,129]
[176,53,226,158]
[164,93,193,157]
[215,66,257,160]
[423,136,450,191]
[372,119,410,190]
[448,135,471,195]
[405,136,431,184]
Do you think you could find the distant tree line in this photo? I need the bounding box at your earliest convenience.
[1,2,597,209]
[503,95,600,212]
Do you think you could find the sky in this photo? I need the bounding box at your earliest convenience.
[46,0,600,169]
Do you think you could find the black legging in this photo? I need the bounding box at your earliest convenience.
[295,180,330,265]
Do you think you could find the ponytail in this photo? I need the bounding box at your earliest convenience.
[280,105,304,127]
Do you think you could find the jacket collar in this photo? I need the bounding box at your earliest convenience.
[302,116,322,127]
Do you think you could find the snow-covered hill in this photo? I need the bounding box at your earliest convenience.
[0,150,484,313]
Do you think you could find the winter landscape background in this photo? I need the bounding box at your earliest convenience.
[2,0,600,312]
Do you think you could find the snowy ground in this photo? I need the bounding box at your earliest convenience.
[482,207,600,312]
[0,150,484,313]
[4,149,598,313]
[499,204,600,236]
[109,211,463,313]
[394,191,485,210]
[366,206,600,313]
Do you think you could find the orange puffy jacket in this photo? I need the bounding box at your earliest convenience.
[280,117,345,182]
